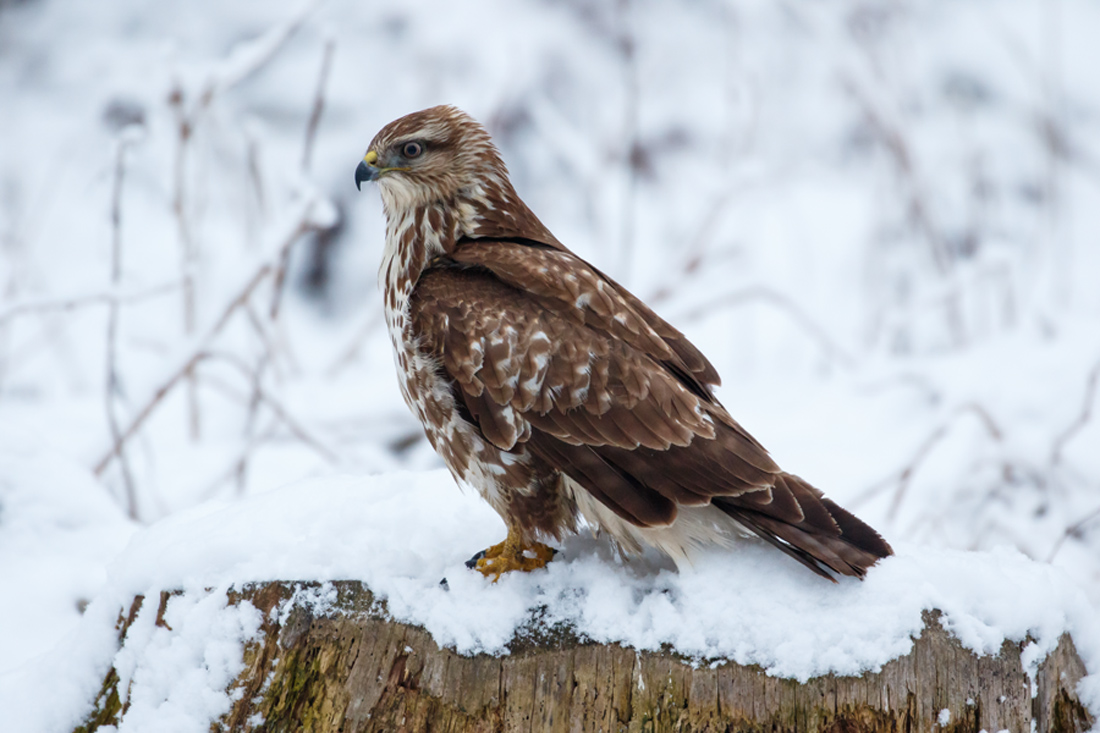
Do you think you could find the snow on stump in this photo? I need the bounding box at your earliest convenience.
[76,580,1092,733]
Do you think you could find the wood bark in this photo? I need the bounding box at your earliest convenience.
[76,580,1093,733]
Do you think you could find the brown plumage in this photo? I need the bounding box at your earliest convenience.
[355,105,892,580]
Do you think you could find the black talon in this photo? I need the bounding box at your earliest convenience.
[464,550,487,569]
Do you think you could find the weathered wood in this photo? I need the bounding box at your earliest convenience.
[77,580,1094,733]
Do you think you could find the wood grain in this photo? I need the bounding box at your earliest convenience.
[75,580,1093,733]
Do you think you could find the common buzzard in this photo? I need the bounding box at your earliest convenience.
[355,106,892,580]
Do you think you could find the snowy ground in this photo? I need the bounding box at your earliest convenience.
[1,0,1099,730]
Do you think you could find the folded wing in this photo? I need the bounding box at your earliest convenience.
[409,239,892,578]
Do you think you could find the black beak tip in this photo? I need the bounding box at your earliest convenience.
[355,160,370,191]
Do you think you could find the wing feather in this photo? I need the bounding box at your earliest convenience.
[408,243,891,576]
[449,239,718,396]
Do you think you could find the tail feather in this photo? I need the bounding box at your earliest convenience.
[713,472,893,580]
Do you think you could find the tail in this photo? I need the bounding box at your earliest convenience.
[712,472,893,581]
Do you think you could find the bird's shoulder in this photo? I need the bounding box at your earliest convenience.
[413,237,721,395]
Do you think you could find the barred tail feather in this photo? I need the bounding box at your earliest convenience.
[713,472,893,581]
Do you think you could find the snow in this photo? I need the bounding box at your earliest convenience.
[0,420,137,672]
[110,589,262,733]
[3,467,1098,731]
[2,0,1100,729]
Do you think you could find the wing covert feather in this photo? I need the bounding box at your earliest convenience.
[407,252,891,575]
[409,264,721,454]
[409,260,782,514]
[449,240,721,397]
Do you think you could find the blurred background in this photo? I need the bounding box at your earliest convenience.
[1,0,1098,673]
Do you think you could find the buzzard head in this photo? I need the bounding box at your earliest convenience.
[355,105,508,212]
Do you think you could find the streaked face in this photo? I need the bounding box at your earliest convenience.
[356,106,504,211]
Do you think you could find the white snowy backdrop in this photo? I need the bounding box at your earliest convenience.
[1,0,1099,727]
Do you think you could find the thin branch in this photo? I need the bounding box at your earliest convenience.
[648,179,751,306]
[848,402,1005,511]
[841,75,951,275]
[205,0,317,96]
[858,372,943,406]
[167,85,198,337]
[93,211,316,476]
[94,349,212,476]
[301,37,335,174]
[167,83,202,441]
[1047,504,1100,562]
[205,349,339,465]
[165,5,317,435]
[886,402,1004,519]
[268,37,336,323]
[615,0,640,284]
[106,133,140,520]
[326,310,384,377]
[244,301,284,383]
[268,246,294,322]
[0,282,181,328]
[192,422,278,502]
[673,286,855,368]
[1050,358,1100,465]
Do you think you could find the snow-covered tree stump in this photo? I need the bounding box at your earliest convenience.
[77,580,1092,733]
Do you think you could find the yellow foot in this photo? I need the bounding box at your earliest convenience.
[466,540,556,581]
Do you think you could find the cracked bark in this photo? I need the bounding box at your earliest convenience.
[76,580,1093,733]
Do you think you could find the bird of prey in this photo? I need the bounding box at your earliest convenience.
[355,105,892,581]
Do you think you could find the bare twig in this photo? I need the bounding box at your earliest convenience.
[326,310,384,377]
[649,178,752,305]
[673,286,855,368]
[1050,358,1100,465]
[268,246,295,322]
[205,1,316,96]
[886,402,1004,519]
[167,87,197,337]
[212,301,274,479]
[244,301,284,383]
[192,422,278,502]
[0,282,181,328]
[94,349,212,476]
[1047,504,1100,561]
[616,0,640,284]
[301,37,335,174]
[841,76,951,276]
[205,349,339,464]
[244,130,266,249]
[167,84,202,441]
[859,372,943,406]
[848,402,1006,511]
[106,133,141,519]
[164,6,318,437]
[268,38,336,323]
[841,72,975,349]
[93,211,316,476]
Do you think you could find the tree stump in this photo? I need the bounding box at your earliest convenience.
[77,580,1093,733]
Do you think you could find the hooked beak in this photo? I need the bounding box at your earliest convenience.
[355,150,381,191]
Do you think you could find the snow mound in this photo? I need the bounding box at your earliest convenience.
[4,470,1098,732]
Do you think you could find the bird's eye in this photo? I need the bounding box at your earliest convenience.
[402,141,423,159]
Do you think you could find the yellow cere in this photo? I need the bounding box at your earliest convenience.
[364,150,378,165]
